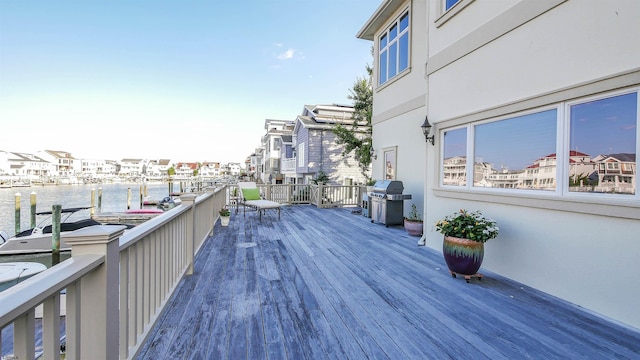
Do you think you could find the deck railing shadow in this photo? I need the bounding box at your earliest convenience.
[0,186,226,360]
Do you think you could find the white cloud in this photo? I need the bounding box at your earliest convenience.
[277,48,295,60]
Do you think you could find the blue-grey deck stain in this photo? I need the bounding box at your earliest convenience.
[134,205,640,359]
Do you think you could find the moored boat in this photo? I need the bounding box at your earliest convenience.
[0,262,47,292]
[0,207,102,255]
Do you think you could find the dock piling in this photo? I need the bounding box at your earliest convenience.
[91,188,96,216]
[98,187,103,213]
[30,191,37,228]
[52,204,61,265]
[15,192,21,234]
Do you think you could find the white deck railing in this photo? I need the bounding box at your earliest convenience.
[0,186,226,360]
[229,183,366,208]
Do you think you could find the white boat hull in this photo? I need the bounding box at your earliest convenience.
[0,232,72,255]
[0,262,47,291]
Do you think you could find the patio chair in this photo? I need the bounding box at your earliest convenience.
[236,182,281,221]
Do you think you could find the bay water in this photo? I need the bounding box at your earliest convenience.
[0,182,174,266]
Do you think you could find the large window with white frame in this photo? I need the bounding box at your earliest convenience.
[378,10,409,86]
[441,89,638,197]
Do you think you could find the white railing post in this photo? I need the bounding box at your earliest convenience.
[206,187,217,236]
[318,183,324,208]
[180,193,198,275]
[64,225,126,360]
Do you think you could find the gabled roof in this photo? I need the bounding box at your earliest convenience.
[597,153,636,162]
[10,152,48,162]
[45,150,76,159]
[294,103,368,134]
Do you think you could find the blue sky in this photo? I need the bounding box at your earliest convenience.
[0,0,379,163]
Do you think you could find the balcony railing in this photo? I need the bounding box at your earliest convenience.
[281,158,296,174]
[0,187,226,360]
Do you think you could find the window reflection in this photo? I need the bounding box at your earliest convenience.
[442,128,467,186]
[473,110,557,190]
[569,93,637,195]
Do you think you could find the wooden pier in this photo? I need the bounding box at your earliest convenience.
[136,205,640,359]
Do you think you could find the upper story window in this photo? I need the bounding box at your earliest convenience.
[440,89,638,198]
[378,11,410,86]
[445,0,461,11]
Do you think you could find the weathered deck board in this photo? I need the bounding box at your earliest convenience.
[136,205,640,360]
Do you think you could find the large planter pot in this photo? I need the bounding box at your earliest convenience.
[403,219,423,237]
[442,236,484,282]
[220,215,230,227]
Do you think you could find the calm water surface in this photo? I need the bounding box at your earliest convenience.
[0,183,174,266]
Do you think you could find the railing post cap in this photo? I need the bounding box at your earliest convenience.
[64,225,127,245]
[180,193,198,202]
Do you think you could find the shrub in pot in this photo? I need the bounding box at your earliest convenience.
[219,207,231,226]
[404,204,423,237]
[435,209,499,282]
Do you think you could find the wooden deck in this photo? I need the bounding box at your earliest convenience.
[136,205,640,359]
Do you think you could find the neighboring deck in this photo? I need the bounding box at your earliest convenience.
[137,205,640,359]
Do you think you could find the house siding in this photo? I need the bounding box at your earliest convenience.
[361,0,640,330]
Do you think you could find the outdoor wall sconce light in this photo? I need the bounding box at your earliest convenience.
[421,116,435,145]
[370,147,377,160]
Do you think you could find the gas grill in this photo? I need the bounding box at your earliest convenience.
[369,180,412,226]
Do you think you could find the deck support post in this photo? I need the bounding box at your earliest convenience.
[65,225,126,360]
[180,194,198,276]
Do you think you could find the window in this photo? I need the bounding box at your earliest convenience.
[379,11,409,86]
[474,110,557,190]
[568,92,637,195]
[383,147,397,180]
[440,89,638,198]
[445,0,460,11]
[442,128,467,186]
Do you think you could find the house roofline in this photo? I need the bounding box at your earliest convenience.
[356,0,405,41]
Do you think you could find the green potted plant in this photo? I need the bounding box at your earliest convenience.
[219,207,231,226]
[435,209,499,282]
[403,203,423,237]
[366,178,376,192]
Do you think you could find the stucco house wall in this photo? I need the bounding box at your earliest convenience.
[427,0,640,330]
[361,0,640,330]
[359,0,428,216]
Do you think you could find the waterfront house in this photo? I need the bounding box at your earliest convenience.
[293,104,369,185]
[36,150,81,177]
[359,0,640,329]
[143,159,171,179]
[199,161,220,178]
[117,158,145,177]
[174,162,198,178]
[80,158,119,180]
[260,119,295,184]
[0,151,54,181]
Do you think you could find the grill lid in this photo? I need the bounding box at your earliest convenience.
[372,180,404,194]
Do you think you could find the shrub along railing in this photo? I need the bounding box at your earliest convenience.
[0,186,226,360]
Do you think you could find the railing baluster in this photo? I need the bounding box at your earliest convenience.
[42,293,61,360]
[14,310,36,360]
